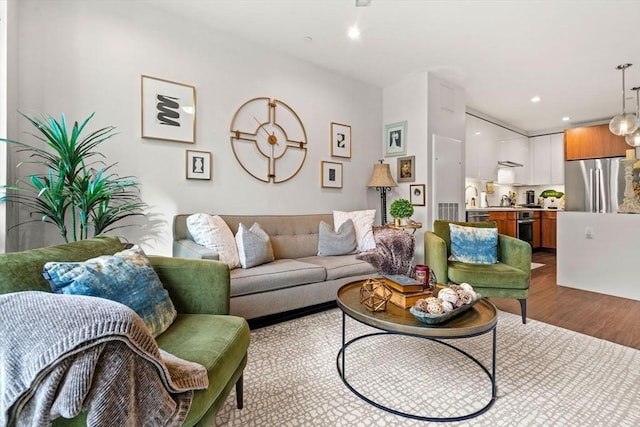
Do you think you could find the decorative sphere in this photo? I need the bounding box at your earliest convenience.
[609,113,639,136]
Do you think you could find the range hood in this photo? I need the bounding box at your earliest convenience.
[497,160,523,167]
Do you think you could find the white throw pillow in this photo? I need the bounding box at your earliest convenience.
[186,213,240,269]
[236,222,275,268]
[333,210,376,252]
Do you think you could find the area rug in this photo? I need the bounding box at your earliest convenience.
[531,262,544,270]
[213,309,639,426]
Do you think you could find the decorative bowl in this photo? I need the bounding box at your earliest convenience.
[409,293,482,325]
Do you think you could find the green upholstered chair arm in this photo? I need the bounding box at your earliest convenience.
[498,234,532,274]
[148,255,230,315]
[423,231,449,285]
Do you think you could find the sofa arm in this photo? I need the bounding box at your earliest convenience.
[172,239,220,260]
[424,231,449,285]
[498,234,532,274]
[148,255,230,315]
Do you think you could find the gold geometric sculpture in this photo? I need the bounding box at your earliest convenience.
[359,279,392,312]
[229,97,308,183]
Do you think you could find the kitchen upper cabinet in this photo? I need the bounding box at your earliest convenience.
[465,116,498,180]
[565,123,628,160]
[530,133,565,185]
[498,137,530,184]
[550,133,564,184]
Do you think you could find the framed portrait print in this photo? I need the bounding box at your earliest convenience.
[384,121,407,157]
[410,184,426,206]
[330,122,351,158]
[321,161,343,188]
[397,155,415,183]
[186,150,211,180]
[141,75,196,143]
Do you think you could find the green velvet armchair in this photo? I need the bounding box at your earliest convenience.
[424,220,532,323]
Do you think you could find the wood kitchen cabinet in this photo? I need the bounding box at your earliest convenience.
[488,211,517,237]
[564,123,628,160]
[541,211,557,249]
[532,211,541,249]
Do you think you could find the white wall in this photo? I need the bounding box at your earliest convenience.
[557,212,640,301]
[8,0,383,254]
[382,72,428,263]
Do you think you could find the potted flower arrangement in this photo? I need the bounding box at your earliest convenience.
[389,198,414,226]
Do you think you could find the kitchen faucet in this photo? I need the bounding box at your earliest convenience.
[465,185,478,206]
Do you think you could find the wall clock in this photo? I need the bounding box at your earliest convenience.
[229,97,308,183]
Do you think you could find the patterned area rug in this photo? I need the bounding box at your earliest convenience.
[213,309,640,426]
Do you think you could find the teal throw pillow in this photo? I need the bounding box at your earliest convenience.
[449,223,498,264]
[317,219,358,256]
[43,245,176,337]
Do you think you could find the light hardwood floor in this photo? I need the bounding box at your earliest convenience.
[491,250,640,350]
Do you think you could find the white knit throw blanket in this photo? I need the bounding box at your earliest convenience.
[0,291,209,427]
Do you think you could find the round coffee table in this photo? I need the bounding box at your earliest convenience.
[336,279,498,422]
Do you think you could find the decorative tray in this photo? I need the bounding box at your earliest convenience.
[409,294,482,325]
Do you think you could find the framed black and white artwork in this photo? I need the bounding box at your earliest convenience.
[321,161,343,188]
[186,150,211,180]
[330,122,351,158]
[384,121,407,157]
[410,184,426,206]
[141,75,196,143]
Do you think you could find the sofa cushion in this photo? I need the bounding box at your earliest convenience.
[43,245,177,337]
[317,219,357,256]
[187,213,240,269]
[230,259,326,296]
[155,313,250,427]
[333,210,376,252]
[235,222,275,268]
[449,223,498,264]
[298,255,377,281]
[448,261,529,289]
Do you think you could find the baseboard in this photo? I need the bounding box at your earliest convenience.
[247,301,337,329]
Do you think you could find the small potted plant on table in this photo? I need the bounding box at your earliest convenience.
[389,198,414,226]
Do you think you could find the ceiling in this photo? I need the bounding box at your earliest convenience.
[148,0,640,134]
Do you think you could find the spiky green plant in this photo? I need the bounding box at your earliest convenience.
[1,113,146,242]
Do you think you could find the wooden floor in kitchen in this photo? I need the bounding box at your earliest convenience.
[491,250,640,350]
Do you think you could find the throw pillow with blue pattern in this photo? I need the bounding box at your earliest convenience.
[43,245,176,337]
[449,224,498,264]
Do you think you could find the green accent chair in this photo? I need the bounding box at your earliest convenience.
[0,235,250,426]
[424,220,532,323]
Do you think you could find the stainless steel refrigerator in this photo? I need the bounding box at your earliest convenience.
[564,157,625,213]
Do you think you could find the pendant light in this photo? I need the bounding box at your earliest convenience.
[625,87,640,146]
[609,64,639,136]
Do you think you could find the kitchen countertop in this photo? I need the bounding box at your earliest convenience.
[466,207,563,211]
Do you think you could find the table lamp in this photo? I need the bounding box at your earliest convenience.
[367,160,397,225]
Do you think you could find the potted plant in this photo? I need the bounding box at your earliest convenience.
[389,198,414,226]
[1,112,146,242]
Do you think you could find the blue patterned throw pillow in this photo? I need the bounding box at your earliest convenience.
[449,224,498,264]
[43,245,176,337]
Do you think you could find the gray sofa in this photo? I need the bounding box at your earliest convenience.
[173,214,378,319]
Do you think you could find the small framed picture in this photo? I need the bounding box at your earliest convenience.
[384,121,407,157]
[321,161,343,188]
[186,150,211,180]
[397,155,415,183]
[330,122,351,158]
[141,75,196,143]
[410,184,426,206]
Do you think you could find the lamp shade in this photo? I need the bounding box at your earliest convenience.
[367,163,397,188]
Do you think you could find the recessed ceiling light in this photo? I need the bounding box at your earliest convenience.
[355,0,372,6]
[475,131,481,135]
[348,26,360,39]
[562,116,571,121]
[531,96,541,103]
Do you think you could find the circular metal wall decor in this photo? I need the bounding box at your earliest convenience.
[229,97,308,183]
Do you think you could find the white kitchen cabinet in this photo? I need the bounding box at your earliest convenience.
[465,116,498,180]
[498,137,530,184]
[550,133,564,184]
[530,133,564,185]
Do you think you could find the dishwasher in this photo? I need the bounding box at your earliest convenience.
[466,211,490,222]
